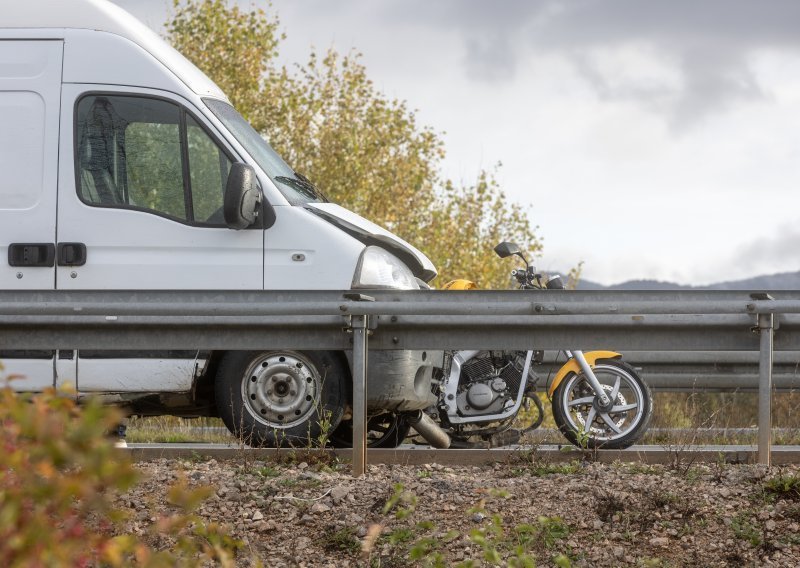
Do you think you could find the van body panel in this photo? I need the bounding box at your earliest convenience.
[77,358,196,392]
[62,30,189,97]
[4,0,226,100]
[0,358,55,391]
[55,353,77,390]
[263,206,363,290]
[306,202,437,281]
[0,40,61,292]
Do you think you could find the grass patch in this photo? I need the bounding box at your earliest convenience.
[763,471,800,500]
[320,526,361,555]
[125,415,233,443]
[730,513,762,547]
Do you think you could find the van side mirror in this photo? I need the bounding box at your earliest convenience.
[224,163,261,229]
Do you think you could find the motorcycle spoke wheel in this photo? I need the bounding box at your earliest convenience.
[552,360,653,449]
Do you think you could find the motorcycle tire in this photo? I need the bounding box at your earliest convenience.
[328,412,411,448]
[552,359,652,450]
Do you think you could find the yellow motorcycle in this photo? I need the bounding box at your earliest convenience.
[435,242,653,449]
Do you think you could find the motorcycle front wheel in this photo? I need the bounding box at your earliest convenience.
[552,360,652,449]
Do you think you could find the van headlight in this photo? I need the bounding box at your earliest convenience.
[352,246,420,290]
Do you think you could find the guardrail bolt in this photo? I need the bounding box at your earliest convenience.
[392,336,399,344]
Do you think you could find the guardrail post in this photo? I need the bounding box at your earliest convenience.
[351,314,369,477]
[757,312,774,466]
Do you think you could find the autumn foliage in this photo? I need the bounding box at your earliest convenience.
[0,379,240,567]
[167,0,543,288]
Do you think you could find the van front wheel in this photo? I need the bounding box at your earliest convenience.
[215,350,347,447]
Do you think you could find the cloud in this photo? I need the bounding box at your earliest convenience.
[374,0,800,129]
[733,224,800,276]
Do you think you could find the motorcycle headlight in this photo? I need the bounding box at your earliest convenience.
[352,246,420,290]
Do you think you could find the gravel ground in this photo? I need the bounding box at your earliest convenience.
[117,455,800,567]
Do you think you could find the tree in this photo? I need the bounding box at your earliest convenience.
[167,0,542,288]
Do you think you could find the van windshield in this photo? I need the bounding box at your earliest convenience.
[203,98,326,205]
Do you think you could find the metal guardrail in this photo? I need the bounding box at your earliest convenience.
[1,289,797,474]
[539,350,800,392]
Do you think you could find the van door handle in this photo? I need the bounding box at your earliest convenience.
[8,243,56,267]
[57,243,87,266]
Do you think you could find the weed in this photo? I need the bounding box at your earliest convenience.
[711,451,729,482]
[650,490,679,509]
[383,483,417,520]
[763,470,800,500]
[313,407,334,448]
[320,526,361,555]
[183,450,208,464]
[537,516,570,549]
[388,527,416,545]
[575,426,591,450]
[553,553,572,567]
[782,502,800,521]
[508,456,583,478]
[255,465,281,478]
[731,513,762,547]
[470,513,569,563]
[594,490,626,523]
[638,558,667,567]
[408,538,443,565]
[488,488,512,499]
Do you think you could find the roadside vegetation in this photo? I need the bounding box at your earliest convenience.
[0,370,241,567]
[3,360,799,566]
[124,390,800,446]
[167,0,546,289]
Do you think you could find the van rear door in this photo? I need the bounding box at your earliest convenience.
[0,40,63,390]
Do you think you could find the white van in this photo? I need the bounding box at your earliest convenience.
[0,0,439,446]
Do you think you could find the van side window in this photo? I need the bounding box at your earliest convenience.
[75,95,231,225]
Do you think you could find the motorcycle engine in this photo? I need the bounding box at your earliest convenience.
[456,351,526,417]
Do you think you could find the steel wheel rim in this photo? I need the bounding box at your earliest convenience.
[241,352,320,429]
[560,364,645,442]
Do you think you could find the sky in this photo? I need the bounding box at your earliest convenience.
[112,0,800,286]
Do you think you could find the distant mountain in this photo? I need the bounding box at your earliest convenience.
[574,271,800,290]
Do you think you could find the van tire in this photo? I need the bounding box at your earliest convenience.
[215,350,347,447]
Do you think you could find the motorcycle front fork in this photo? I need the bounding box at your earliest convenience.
[564,350,611,407]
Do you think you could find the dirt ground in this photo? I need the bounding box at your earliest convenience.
[118,455,800,567]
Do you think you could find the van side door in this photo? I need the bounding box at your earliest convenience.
[56,88,264,394]
[57,88,264,292]
[0,39,62,390]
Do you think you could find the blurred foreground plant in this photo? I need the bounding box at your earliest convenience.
[0,382,242,567]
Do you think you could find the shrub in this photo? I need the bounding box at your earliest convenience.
[0,383,241,567]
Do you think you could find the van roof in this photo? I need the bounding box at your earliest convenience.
[1,0,227,100]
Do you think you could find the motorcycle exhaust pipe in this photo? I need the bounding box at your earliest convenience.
[407,410,451,449]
